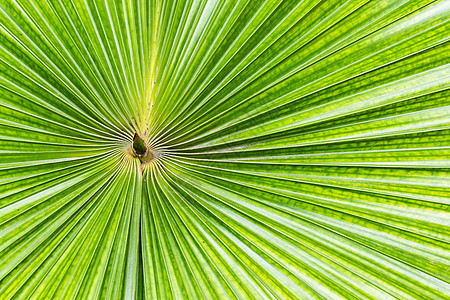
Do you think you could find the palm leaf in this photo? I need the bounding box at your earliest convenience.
[1,0,449,299]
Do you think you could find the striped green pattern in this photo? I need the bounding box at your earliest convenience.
[1,0,449,299]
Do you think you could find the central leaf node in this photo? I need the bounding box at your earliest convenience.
[132,133,148,157]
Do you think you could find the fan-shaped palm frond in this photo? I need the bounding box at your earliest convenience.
[1,0,449,299]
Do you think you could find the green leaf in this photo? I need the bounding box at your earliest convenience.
[0,0,449,299]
